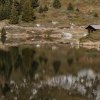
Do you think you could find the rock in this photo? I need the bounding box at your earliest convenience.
[77,84,86,95]
[52,21,58,25]
[80,78,84,83]
[10,80,15,85]
[29,96,34,100]
[32,89,37,95]
[14,97,17,100]
[36,24,41,27]
[78,69,96,80]
[23,78,26,83]
[62,32,72,39]
[52,46,57,50]
[36,44,41,48]
[35,73,40,80]
[86,81,92,88]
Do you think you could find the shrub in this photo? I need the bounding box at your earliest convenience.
[76,7,80,12]
[93,12,99,17]
[67,3,74,11]
[43,5,48,12]
[53,0,61,9]
[38,6,44,13]
[32,0,39,8]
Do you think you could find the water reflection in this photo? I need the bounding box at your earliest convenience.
[0,45,99,99]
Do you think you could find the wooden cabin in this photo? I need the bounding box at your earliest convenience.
[86,25,100,33]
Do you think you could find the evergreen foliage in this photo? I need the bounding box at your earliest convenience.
[31,0,39,8]
[10,4,19,24]
[0,0,11,20]
[38,5,48,13]
[38,6,44,13]
[14,0,22,15]
[53,0,61,9]
[22,0,35,22]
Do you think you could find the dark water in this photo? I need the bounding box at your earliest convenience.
[0,45,100,100]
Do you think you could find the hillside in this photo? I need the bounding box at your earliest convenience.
[0,0,100,26]
[0,0,100,100]
[80,30,100,42]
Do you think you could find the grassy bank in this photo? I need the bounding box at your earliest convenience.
[80,30,100,42]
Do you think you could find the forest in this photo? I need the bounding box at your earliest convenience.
[0,0,62,24]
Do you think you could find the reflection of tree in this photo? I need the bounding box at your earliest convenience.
[15,54,23,69]
[44,30,53,39]
[21,48,36,79]
[29,60,39,79]
[1,27,6,44]
[0,50,12,81]
[53,60,61,73]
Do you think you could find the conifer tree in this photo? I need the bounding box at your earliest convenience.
[3,0,11,19]
[22,0,35,22]
[31,0,39,8]
[14,0,22,15]
[38,6,44,13]
[53,0,61,9]
[10,4,19,24]
[0,0,11,20]
[0,5,4,20]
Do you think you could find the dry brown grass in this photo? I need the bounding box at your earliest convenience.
[35,0,100,26]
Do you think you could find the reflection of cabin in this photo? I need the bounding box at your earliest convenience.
[86,25,100,33]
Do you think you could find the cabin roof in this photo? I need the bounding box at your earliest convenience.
[86,25,100,30]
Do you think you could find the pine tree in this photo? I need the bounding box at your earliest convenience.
[3,0,11,19]
[0,5,4,20]
[38,6,44,13]
[14,0,22,15]
[22,0,35,22]
[1,27,6,44]
[0,0,11,20]
[0,0,5,5]
[10,4,19,24]
[53,0,61,9]
[31,0,39,8]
